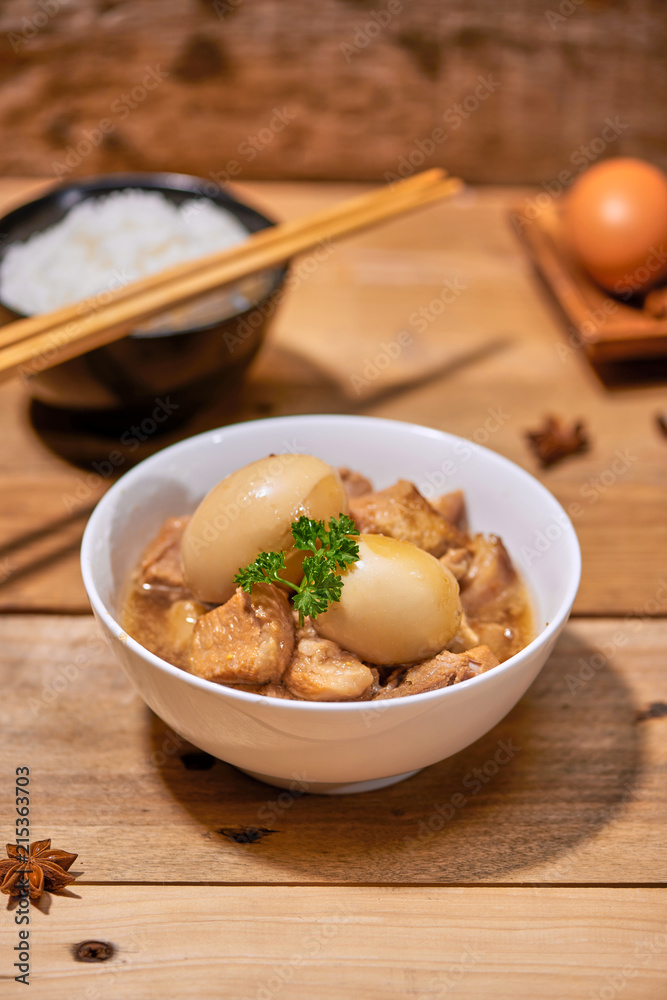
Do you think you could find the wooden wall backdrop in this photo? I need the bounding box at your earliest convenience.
[0,0,665,184]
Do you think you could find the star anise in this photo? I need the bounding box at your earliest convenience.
[525,415,589,468]
[0,840,78,899]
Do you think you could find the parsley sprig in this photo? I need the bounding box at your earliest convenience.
[234,513,360,625]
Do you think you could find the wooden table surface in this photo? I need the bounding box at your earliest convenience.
[0,178,665,999]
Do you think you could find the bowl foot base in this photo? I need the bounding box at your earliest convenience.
[237,767,422,795]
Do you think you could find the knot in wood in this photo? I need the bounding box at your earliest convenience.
[73,940,115,962]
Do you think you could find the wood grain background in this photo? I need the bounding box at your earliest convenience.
[0,0,665,183]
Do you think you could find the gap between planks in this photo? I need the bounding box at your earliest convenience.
[69,880,667,888]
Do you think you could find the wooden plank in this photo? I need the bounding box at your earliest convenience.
[0,886,665,999]
[550,484,667,618]
[0,1,665,184]
[0,478,103,614]
[1,615,665,885]
[0,180,666,616]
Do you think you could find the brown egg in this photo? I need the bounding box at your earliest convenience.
[314,534,461,665]
[563,157,667,294]
[181,455,347,604]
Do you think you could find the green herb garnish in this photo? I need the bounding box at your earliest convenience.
[234,513,360,625]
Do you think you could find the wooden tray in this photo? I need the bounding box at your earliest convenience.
[512,200,667,362]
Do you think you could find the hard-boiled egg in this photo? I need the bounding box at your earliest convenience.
[181,454,347,603]
[313,534,461,665]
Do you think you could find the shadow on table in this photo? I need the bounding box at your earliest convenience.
[26,335,510,469]
[0,503,96,598]
[149,626,644,883]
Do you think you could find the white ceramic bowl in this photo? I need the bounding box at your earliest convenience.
[81,415,581,794]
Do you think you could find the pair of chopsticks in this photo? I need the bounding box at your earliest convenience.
[0,168,463,382]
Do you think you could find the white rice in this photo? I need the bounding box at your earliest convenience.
[0,189,264,333]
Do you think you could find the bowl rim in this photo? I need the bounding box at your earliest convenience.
[81,413,582,712]
[0,170,289,335]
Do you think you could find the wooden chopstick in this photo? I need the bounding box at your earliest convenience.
[0,173,463,382]
[0,168,448,353]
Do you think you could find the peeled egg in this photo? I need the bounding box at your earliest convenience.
[563,157,667,293]
[181,454,347,604]
[314,534,461,665]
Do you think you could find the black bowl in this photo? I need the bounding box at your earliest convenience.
[0,172,288,434]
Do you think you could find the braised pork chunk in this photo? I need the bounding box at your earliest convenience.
[188,583,294,684]
[456,534,532,662]
[375,645,499,699]
[139,515,189,590]
[459,534,517,614]
[349,479,466,556]
[284,618,375,701]
[428,489,468,531]
[338,467,373,500]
